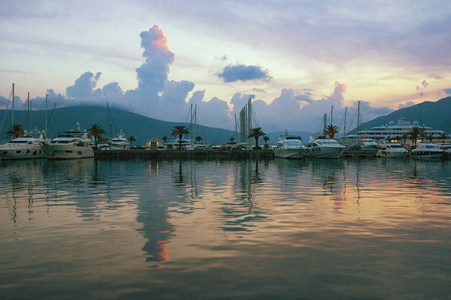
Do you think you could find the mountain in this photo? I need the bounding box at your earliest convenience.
[349,96,451,134]
[0,105,236,146]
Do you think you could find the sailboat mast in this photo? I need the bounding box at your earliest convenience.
[357,101,361,139]
[11,83,14,126]
[343,107,347,136]
[107,103,112,149]
[45,94,48,138]
[27,92,30,132]
[330,105,333,126]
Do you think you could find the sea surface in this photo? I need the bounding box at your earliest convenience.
[1,158,450,299]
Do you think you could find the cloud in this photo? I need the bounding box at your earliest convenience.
[66,72,101,99]
[398,101,415,109]
[5,25,394,136]
[218,64,271,82]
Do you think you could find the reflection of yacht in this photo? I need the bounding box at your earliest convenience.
[44,123,94,160]
[410,143,443,160]
[110,130,130,150]
[273,131,305,159]
[376,143,408,158]
[0,130,48,160]
[305,137,346,159]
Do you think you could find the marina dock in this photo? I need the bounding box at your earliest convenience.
[94,149,275,160]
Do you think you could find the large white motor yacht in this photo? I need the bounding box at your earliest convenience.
[110,130,130,150]
[44,124,94,160]
[273,131,305,159]
[376,143,408,158]
[410,143,443,160]
[0,131,48,160]
[304,137,346,159]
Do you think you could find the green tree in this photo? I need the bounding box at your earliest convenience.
[6,124,24,139]
[171,125,190,150]
[128,136,136,147]
[426,134,435,143]
[195,136,203,143]
[409,127,424,147]
[248,127,266,149]
[326,124,339,139]
[401,133,409,145]
[263,136,270,148]
[161,136,168,144]
[88,124,106,148]
[229,136,235,144]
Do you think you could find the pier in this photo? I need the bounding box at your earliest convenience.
[94,149,275,160]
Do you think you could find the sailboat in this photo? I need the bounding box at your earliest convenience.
[0,85,49,160]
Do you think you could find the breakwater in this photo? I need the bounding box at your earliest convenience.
[94,149,275,160]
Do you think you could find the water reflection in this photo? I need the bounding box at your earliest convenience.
[1,158,451,298]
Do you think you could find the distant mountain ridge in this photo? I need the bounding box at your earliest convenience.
[1,96,450,145]
[0,106,236,145]
[349,96,451,134]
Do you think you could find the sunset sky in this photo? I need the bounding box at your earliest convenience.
[1,0,450,132]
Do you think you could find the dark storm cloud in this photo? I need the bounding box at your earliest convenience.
[218,64,271,83]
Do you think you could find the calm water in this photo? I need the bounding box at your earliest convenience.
[1,158,450,299]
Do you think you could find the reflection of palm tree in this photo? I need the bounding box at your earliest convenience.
[88,124,106,148]
[248,127,265,149]
[6,124,24,139]
[171,125,190,150]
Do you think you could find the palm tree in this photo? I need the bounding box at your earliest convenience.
[248,127,265,149]
[326,124,339,139]
[409,127,424,147]
[88,124,106,148]
[426,134,435,143]
[263,136,270,148]
[401,133,409,145]
[161,136,168,144]
[439,132,448,144]
[6,124,24,139]
[195,136,203,143]
[171,125,190,150]
[128,136,136,147]
[229,136,235,144]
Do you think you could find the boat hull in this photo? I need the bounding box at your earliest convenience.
[274,149,305,159]
[44,145,94,160]
[410,152,443,160]
[0,146,47,160]
[306,147,345,159]
[376,150,407,158]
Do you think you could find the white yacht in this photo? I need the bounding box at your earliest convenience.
[410,143,443,160]
[353,118,445,142]
[376,143,408,158]
[439,144,451,160]
[273,131,305,159]
[44,123,94,160]
[304,137,346,159]
[110,129,130,150]
[0,130,48,160]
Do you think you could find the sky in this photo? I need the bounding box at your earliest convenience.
[1,0,451,133]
